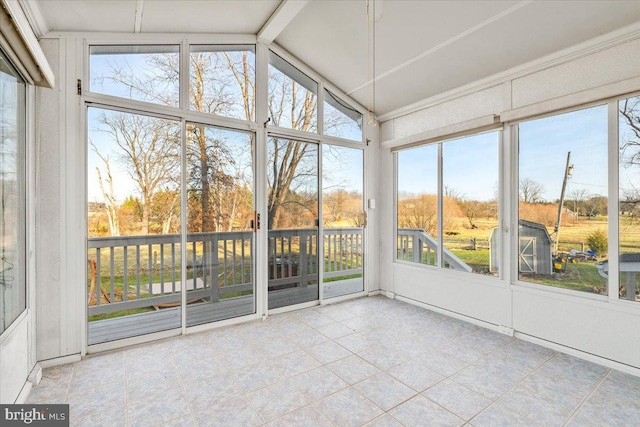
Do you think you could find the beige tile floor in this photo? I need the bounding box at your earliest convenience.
[27,296,640,426]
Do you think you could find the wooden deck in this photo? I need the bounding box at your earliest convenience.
[88,278,363,345]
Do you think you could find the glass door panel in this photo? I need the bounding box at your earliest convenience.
[267,138,319,309]
[619,96,640,302]
[322,146,364,298]
[87,107,181,345]
[186,124,255,326]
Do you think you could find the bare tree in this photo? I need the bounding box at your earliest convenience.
[268,138,316,229]
[619,97,640,222]
[97,51,255,233]
[91,141,120,236]
[568,188,589,217]
[620,97,640,166]
[397,195,438,236]
[150,189,180,234]
[98,112,180,234]
[266,66,319,229]
[94,49,348,233]
[458,199,482,229]
[584,195,608,219]
[519,178,545,203]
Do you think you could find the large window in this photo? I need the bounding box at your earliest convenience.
[322,145,364,298]
[87,107,182,344]
[186,124,255,326]
[618,95,640,302]
[189,45,255,121]
[323,89,362,141]
[518,105,608,294]
[396,131,499,276]
[0,51,26,333]
[90,45,180,107]
[397,144,439,266]
[443,133,499,275]
[268,52,318,133]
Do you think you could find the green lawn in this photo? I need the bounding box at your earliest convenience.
[519,261,606,294]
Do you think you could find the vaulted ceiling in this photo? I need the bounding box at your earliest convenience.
[22,0,640,119]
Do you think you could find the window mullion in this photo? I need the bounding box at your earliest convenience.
[318,81,324,136]
[180,39,190,113]
[437,143,444,268]
[608,100,620,301]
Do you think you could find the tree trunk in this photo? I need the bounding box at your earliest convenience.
[199,129,211,232]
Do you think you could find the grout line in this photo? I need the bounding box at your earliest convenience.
[123,351,130,427]
[35,296,632,427]
[561,368,611,427]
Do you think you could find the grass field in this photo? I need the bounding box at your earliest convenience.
[403,214,640,296]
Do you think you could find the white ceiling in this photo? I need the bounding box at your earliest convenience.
[25,0,640,119]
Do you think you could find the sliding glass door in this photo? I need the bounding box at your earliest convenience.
[87,110,257,344]
[87,107,182,345]
[185,124,255,326]
[267,138,319,309]
[322,145,364,298]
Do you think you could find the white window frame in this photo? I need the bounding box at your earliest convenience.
[393,129,503,281]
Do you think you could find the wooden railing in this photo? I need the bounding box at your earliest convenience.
[268,228,319,289]
[88,228,364,316]
[323,228,363,280]
[397,228,472,272]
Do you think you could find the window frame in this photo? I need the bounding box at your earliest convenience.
[508,97,640,304]
[0,48,27,335]
[82,37,368,347]
[393,129,503,281]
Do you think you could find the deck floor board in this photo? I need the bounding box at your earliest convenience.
[88,279,363,345]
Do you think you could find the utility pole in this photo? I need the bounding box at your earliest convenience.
[553,151,573,253]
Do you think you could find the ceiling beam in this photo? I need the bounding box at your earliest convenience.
[134,0,144,33]
[257,0,308,44]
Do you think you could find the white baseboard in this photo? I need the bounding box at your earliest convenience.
[515,332,640,378]
[395,294,500,332]
[28,363,42,386]
[380,290,396,299]
[39,354,81,369]
[394,294,640,378]
[15,382,32,404]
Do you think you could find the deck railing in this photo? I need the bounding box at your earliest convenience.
[323,228,363,280]
[88,228,364,317]
[397,228,472,272]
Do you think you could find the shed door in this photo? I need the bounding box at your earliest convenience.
[519,237,536,273]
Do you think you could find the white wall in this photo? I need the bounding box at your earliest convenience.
[36,38,84,361]
[380,35,640,370]
[0,316,30,402]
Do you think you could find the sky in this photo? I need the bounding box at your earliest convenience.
[398,105,613,204]
[519,105,608,201]
[398,131,498,201]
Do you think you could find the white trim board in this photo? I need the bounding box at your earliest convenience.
[378,21,640,122]
[381,114,500,150]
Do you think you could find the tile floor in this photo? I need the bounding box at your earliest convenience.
[27,296,640,427]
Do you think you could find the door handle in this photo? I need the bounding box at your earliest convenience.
[250,211,260,233]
